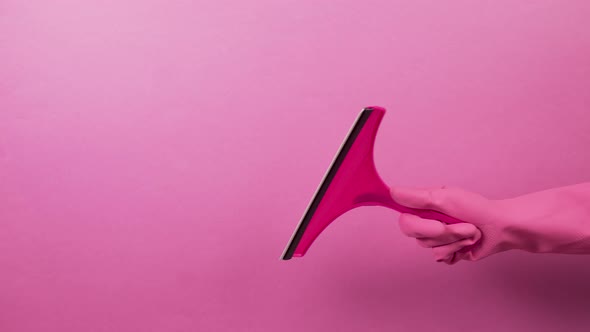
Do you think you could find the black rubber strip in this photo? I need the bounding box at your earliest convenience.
[281,107,373,260]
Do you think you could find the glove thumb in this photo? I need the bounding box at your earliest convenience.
[390,186,491,223]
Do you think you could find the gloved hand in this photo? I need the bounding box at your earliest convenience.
[390,183,590,264]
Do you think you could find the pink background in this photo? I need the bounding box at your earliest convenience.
[2,1,590,331]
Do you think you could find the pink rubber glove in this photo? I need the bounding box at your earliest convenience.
[390,183,590,264]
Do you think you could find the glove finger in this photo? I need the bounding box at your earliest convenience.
[432,237,479,262]
[440,253,456,265]
[440,251,471,265]
[398,213,445,238]
[416,223,480,247]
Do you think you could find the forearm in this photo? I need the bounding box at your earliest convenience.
[499,182,590,254]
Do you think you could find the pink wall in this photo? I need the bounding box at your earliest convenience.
[2,1,590,331]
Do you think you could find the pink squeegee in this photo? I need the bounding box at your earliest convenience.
[282,106,464,260]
